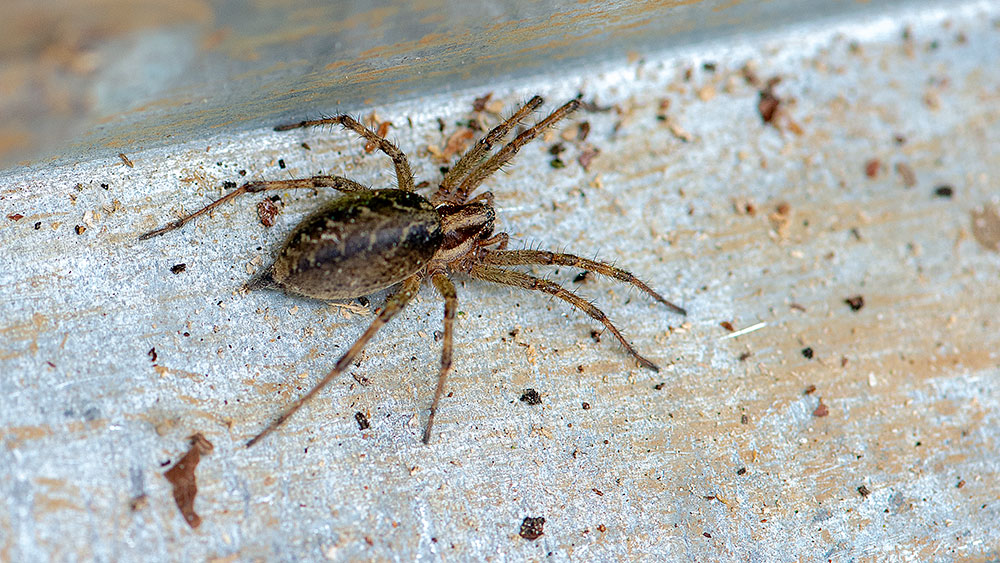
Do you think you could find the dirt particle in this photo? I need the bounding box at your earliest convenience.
[118,153,134,168]
[582,402,590,410]
[170,263,187,274]
[472,92,493,112]
[740,414,749,424]
[7,213,24,221]
[519,516,546,540]
[857,485,871,498]
[895,162,916,188]
[653,382,666,390]
[703,532,712,538]
[737,467,747,476]
[578,146,600,171]
[801,347,814,359]
[355,411,370,430]
[74,225,86,235]
[813,401,829,418]
[519,388,542,405]
[129,494,149,512]
[864,159,880,178]
[148,348,157,362]
[573,271,591,284]
[34,222,42,230]
[164,433,214,528]
[970,204,1000,253]
[257,197,281,227]
[278,158,286,169]
[768,201,791,238]
[757,77,782,124]
[803,385,817,395]
[844,295,865,311]
[720,321,735,332]
[934,185,954,198]
[738,351,752,362]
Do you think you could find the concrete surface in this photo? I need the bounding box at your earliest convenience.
[1,1,999,561]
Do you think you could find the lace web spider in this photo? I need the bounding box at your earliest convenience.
[140,96,686,447]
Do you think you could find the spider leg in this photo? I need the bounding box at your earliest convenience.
[481,249,686,315]
[434,96,544,204]
[470,265,659,371]
[478,231,509,250]
[138,175,368,240]
[423,273,457,444]
[453,99,580,202]
[275,115,414,192]
[246,274,422,447]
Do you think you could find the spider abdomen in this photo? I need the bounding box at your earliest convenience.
[269,189,443,300]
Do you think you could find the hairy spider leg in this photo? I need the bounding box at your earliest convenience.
[423,273,457,444]
[453,99,580,202]
[274,115,414,192]
[470,264,659,371]
[138,176,370,240]
[434,96,544,203]
[482,249,686,316]
[246,275,422,447]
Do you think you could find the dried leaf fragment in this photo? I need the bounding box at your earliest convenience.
[164,433,214,528]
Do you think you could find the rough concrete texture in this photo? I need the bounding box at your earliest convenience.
[1,2,999,561]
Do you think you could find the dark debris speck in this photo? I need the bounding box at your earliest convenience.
[519,388,542,405]
[519,517,545,540]
[934,185,954,198]
[170,263,187,274]
[355,411,370,430]
[845,295,865,311]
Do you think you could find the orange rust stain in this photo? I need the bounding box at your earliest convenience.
[3,425,51,449]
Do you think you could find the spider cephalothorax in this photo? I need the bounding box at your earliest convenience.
[140,96,686,447]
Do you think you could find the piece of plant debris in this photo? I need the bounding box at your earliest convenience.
[519,388,542,405]
[257,197,282,227]
[355,411,370,430]
[163,433,214,528]
[813,400,829,418]
[844,295,865,311]
[519,516,546,540]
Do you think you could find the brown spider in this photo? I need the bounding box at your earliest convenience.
[139,96,686,447]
